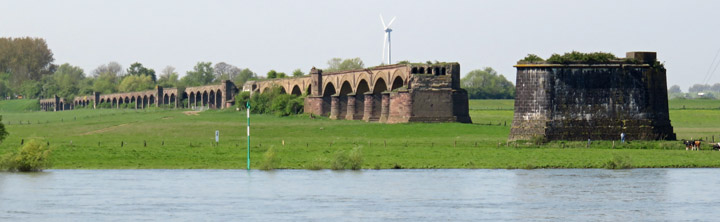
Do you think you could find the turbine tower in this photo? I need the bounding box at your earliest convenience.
[380,14,396,65]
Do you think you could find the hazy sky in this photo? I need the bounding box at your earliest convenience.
[2,0,719,90]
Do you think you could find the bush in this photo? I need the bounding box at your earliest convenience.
[0,139,52,172]
[247,85,304,116]
[307,157,325,170]
[235,91,251,110]
[518,54,544,63]
[546,51,617,64]
[0,115,7,144]
[603,154,632,169]
[331,150,349,170]
[348,147,363,170]
[258,147,279,170]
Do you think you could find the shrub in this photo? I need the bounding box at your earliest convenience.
[348,147,363,170]
[271,94,293,116]
[235,91,251,110]
[331,150,348,170]
[546,51,617,64]
[0,115,7,144]
[604,154,632,169]
[0,139,52,172]
[530,135,547,146]
[258,147,279,170]
[518,54,544,63]
[247,85,304,116]
[307,157,325,170]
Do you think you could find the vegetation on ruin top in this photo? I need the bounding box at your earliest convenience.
[517,51,642,65]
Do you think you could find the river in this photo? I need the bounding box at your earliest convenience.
[1,169,719,221]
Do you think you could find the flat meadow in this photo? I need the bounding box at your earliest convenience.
[1,99,719,169]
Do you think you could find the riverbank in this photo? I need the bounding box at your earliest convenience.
[1,99,719,169]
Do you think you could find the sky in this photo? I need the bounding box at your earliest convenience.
[2,0,719,91]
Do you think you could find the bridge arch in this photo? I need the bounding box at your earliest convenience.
[391,75,404,91]
[322,82,336,116]
[291,85,302,96]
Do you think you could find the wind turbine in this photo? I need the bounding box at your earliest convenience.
[380,14,396,65]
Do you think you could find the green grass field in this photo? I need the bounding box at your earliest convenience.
[1,99,719,169]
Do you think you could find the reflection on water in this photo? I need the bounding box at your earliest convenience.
[0,169,719,221]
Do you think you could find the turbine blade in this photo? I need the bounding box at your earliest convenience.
[386,16,396,28]
[379,14,386,29]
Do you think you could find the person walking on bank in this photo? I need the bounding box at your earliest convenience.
[621,132,626,143]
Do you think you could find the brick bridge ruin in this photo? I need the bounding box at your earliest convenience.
[509,52,675,141]
[38,63,472,124]
[244,63,471,123]
[40,81,238,111]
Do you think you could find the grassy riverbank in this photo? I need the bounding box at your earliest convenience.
[1,99,719,169]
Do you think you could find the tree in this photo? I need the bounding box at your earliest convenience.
[46,63,85,100]
[233,68,256,85]
[158,66,179,88]
[91,62,122,94]
[0,37,55,95]
[267,70,278,79]
[20,81,42,99]
[326,57,364,72]
[118,75,154,92]
[461,67,515,99]
[92,62,123,77]
[213,62,243,82]
[277,72,287,78]
[668,85,682,94]
[126,62,156,82]
[688,84,710,93]
[292,68,305,77]
[181,62,214,86]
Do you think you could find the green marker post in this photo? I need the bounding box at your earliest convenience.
[246,101,251,170]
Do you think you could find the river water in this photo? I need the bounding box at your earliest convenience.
[1,169,719,221]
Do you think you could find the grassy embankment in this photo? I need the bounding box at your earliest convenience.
[0,99,719,169]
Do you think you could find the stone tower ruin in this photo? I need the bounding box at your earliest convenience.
[509,52,675,141]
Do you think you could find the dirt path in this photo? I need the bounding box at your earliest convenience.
[183,111,200,116]
[80,123,132,135]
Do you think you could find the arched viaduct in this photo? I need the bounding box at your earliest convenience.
[243,63,471,123]
[40,80,238,111]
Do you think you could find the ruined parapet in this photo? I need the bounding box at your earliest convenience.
[509,51,675,141]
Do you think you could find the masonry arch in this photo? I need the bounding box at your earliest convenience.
[215,90,222,109]
[322,82,336,116]
[279,87,287,94]
[391,76,404,91]
[371,78,387,121]
[209,90,216,108]
[149,95,155,106]
[170,93,177,108]
[355,79,370,120]
[195,91,201,107]
[306,84,312,95]
[118,97,124,108]
[189,92,195,107]
[112,98,117,108]
[291,85,302,96]
[202,91,208,107]
[337,81,353,119]
[164,94,169,105]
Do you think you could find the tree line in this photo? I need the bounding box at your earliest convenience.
[0,37,264,101]
[669,83,720,99]
[0,37,514,101]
